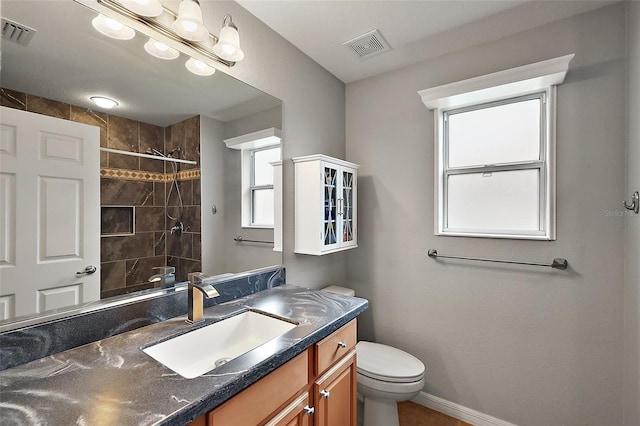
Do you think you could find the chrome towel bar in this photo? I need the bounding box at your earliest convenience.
[234,236,274,245]
[428,249,568,270]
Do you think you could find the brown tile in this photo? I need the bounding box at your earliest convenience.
[101,282,154,299]
[398,402,472,426]
[154,232,166,257]
[168,119,185,156]
[70,106,107,148]
[177,179,193,205]
[182,206,201,233]
[125,256,165,287]
[192,233,201,261]
[166,180,187,207]
[27,95,70,119]
[167,257,201,282]
[139,122,164,173]
[193,178,201,205]
[108,115,139,169]
[184,115,200,170]
[166,231,193,259]
[135,206,165,232]
[154,182,166,207]
[101,232,155,262]
[0,88,27,110]
[101,206,134,235]
[101,178,154,206]
[101,261,126,292]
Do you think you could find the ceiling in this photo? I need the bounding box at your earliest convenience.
[236,0,618,83]
[0,0,279,127]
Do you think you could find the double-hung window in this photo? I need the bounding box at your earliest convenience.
[419,54,574,240]
[247,145,280,227]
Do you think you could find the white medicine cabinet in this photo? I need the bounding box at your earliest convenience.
[293,154,359,255]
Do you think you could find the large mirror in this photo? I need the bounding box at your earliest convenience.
[0,0,282,325]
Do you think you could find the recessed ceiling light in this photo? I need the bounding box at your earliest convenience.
[90,96,119,109]
[91,14,135,40]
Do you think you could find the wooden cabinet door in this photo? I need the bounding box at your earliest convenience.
[264,392,312,426]
[314,350,357,426]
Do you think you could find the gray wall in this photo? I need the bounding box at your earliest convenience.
[345,4,626,425]
[200,115,227,276]
[198,1,347,288]
[223,106,283,273]
[624,2,640,424]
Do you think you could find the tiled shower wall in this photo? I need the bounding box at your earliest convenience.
[0,88,202,298]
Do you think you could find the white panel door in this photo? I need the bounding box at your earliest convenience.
[0,106,100,320]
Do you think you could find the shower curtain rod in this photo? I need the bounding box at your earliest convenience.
[427,249,568,270]
[100,147,198,165]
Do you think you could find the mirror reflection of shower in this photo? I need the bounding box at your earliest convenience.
[145,147,185,235]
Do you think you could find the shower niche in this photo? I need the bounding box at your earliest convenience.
[101,206,135,237]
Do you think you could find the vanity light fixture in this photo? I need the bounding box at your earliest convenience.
[119,0,163,18]
[171,0,209,42]
[92,0,244,68]
[91,14,135,40]
[90,96,119,109]
[212,14,244,62]
[185,57,216,76]
[144,37,180,60]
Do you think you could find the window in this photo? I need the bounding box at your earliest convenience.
[419,54,574,240]
[247,146,280,227]
[223,128,282,230]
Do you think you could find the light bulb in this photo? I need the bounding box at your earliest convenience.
[185,58,215,76]
[212,16,244,62]
[120,0,163,17]
[144,38,180,60]
[172,0,209,42]
[91,14,135,40]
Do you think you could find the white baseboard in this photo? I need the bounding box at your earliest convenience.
[411,391,518,426]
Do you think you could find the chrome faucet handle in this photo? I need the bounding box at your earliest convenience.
[153,266,175,275]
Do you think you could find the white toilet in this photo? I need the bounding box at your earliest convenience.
[322,286,426,426]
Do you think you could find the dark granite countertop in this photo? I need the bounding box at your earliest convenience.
[0,285,368,425]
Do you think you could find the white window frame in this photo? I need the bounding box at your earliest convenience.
[419,54,574,240]
[223,128,282,230]
[242,145,280,228]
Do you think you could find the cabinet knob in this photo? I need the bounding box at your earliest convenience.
[303,405,315,415]
[337,341,347,349]
[320,390,331,399]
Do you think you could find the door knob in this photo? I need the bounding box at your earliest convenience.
[76,265,97,276]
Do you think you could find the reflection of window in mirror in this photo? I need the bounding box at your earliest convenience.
[242,145,281,228]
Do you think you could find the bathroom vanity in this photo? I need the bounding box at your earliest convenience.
[0,284,367,425]
[192,319,358,426]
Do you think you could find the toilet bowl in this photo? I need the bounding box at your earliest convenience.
[321,286,426,426]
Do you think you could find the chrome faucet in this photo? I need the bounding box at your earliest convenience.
[186,272,220,324]
[148,266,176,288]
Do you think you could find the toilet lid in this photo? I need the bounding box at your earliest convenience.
[356,341,425,383]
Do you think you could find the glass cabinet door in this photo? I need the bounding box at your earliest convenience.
[341,169,355,244]
[323,164,338,248]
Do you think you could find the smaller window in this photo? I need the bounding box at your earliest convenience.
[248,146,280,227]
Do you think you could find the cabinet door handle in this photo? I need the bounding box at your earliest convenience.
[76,265,97,276]
[303,405,315,415]
[320,390,331,399]
[337,341,347,349]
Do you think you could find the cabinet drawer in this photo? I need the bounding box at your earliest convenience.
[209,349,310,426]
[315,319,357,375]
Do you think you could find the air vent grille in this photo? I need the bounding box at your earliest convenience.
[342,29,390,60]
[2,18,36,47]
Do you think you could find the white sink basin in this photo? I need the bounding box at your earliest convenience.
[143,310,297,378]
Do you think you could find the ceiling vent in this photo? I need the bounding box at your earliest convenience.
[1,18,36,47]
[342,29,390,60]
